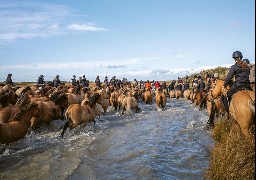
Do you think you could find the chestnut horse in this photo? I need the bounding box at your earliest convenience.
[121,91,140,115]
[155,89,167,109]
[30,91,68,129]
[169,90,175,98]
[175,90,182,99]
[194,91,207,111]
[208,79,255,137]
[0,103,40,144]
[144,88,152,104]
[0,93,31,123]
[61,93,101,137]
[183,89,191,100]
[206,80,226,129]
[110,90,119,110]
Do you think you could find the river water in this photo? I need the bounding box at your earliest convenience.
[0,98,213,180]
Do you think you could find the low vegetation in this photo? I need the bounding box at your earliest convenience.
[204,118,255,179]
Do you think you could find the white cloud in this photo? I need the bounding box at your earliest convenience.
[0,2,106,42]
[66,23,107,31]
[0,59,138,70]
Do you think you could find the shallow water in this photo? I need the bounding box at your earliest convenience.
[0,98,213,180]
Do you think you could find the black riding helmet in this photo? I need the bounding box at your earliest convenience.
[243,58,250,64]
[232,51,243,59]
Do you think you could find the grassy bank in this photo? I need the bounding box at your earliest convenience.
[204,119,255,179]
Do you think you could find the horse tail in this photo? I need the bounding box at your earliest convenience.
[61,115,70,137]
[247,90,255,115]
[248,98,255,115]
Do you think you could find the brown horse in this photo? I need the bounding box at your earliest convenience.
[228,90,255,137]
[183,89,191,100]
[155,90,167,109]
[144,88,152,104]
[61,93,101,137]
[169,90,175,98]
[194,91,207,111]
[30,91,68,129]
[0,85,18,107]
[175,90,182,99]
[0,93,31,123]
[121,91,140,115]
[0,103,40,144]
[101,89,111,113]
[110,90,119,110]
[208,79,255,137]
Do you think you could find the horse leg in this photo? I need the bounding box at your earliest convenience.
[121,106,126,115]
[61,120,69,137]
[60,106,65,120]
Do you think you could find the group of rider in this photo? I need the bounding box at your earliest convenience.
[4,51,255,113]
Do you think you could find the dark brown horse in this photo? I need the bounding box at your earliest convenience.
[0,103,40,144]
[0,85,18,107]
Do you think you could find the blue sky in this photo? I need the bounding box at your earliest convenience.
[0,0,255,82]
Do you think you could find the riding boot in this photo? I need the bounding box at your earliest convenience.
[223,96,229,114]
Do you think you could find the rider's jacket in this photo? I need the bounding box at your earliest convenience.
[224,62,250,87]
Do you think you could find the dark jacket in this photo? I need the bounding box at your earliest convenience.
[5,77,13,85]
[183,83,190,91]
[224,63,250,87]
[71,78,77,86]
[80,77,87,86]
[53,77,61,87]
[95,78,101,87]
[198,80,205,92]
[175,83,183,91]
[37,77,45,87]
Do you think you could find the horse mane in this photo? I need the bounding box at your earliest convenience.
[13,103,37,120]
[89,93,101,108]
[15,92,30,107]
[49,91,68,106]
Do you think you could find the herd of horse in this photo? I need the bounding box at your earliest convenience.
[0,78,255,144]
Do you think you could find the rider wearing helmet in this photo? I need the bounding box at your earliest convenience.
[53,75,61,87]
[71,75,77,86]
[5,73,14,86]
[37,75,45,88]
[223,51,252,113]
[95,75,101,88]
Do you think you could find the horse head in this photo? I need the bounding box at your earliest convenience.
[13,102,40,121]
[89,93,101,108]
[49,90,68,107]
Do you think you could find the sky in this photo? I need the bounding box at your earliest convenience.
[0,0,255,82]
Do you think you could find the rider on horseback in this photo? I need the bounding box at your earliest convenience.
[223,51,252,113]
